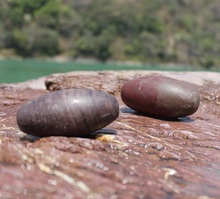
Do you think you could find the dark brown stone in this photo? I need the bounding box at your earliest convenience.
[121,76,200,118]
[0,71,220,199]
[17,89,119,137]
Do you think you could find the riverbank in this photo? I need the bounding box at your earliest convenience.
[1,58,218,84]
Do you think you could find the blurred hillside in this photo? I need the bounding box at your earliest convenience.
[0,0,220,69]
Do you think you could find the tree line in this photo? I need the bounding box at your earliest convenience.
[0,0,220,68]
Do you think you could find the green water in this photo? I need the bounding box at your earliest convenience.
[0,59,205,83]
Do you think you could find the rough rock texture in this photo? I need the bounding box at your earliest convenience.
[0,71,220,199]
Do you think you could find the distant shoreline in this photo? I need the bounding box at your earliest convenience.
[0,55,199,70]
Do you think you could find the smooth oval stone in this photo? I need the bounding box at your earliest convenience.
[17,89,119,137]
[121,76,200,118]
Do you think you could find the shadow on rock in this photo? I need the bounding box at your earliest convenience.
[90,128,117,137]
[20,128,118,141]
[20,134,40,142]
[120,106,195,122]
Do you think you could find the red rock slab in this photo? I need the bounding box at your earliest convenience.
[0,71,220,199]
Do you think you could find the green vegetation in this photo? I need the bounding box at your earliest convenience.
[0,0,220,69]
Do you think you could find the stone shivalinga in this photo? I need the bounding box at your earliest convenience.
[17,88,119,137]
[121,76,200,118]
[17,75,201,137]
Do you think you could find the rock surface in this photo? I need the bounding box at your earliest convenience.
[0,71,220,199]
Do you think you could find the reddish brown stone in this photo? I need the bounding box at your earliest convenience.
[121,76,200,118]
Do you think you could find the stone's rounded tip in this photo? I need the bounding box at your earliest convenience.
[16,88,119,137]
[121,76,200,118]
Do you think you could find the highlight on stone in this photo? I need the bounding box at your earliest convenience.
[17,88,119,137]
[121,75,200,118]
